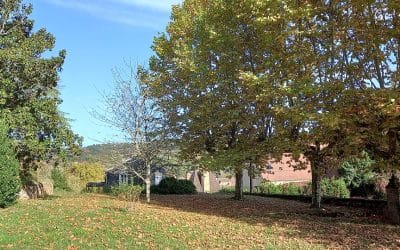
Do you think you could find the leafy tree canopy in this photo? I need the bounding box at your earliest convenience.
[0,0,81,172]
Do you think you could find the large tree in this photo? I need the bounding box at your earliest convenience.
[250,0,400,208]
[336,0,400,185]
[147,0,277,200]
[0,0,81,176]
[250,0,352,208]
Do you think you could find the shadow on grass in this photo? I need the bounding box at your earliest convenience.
[148,193,400,249]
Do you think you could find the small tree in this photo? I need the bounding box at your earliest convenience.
[93,64,165,203]
[0,120,21,208]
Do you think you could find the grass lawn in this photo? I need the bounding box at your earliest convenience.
[0,193,399,249]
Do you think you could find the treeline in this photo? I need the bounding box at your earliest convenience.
[139,0,400,208]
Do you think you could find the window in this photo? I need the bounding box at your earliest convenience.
[266,164,273,174]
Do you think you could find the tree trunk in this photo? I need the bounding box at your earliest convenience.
[234,169,243,200]
[146,162,151,203]
[310,161,322,209]
[249,163,253,194]
[249,176,253,194]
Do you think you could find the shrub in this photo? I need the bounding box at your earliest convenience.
[259,181,284,195]
[177,179,197,194]
[339,151,376,197]
[71,162,104,183]
[259,182,302,195]
[151,177,196,195]
[321,178,350,198]
[111,184,143,202]
[65,172,85,193]
[339,151,375,188]
[219,187,235,193]
[51,168,70,191]
[0,122,21,208]
[284,183,302,195]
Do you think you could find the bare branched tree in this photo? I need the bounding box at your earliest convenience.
[93,63,165,203]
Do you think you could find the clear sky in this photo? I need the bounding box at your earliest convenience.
[30,0,181,146]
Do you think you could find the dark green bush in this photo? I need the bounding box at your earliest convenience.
[51,168,70,191]
[177,179,197,194]
[151,177,196,195]
[0,122,21,208]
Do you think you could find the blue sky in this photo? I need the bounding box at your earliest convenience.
[31,0,181,146]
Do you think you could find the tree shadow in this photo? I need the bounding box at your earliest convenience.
[148,193,400,249]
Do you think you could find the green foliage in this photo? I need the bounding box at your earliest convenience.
[0,0,81,172]
[258,179,349,198]
[111,184,143,202]
[259,182,284,195]
[0,121,21,208]
[64,172,85,193]
[71,162,104,183]
[339,152,375,189]
[146,0,271,183]
[259,182,302,196]
[320,178,350,199]
[151,177,196,195]
[285,183,302,196]
[51,168,70,191]
[219,187,235,194]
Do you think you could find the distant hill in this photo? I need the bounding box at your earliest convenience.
[72,143,196,177]
[72,143,132,168]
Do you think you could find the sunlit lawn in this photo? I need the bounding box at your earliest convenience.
[0,193,399,249]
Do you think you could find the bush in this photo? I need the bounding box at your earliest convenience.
[284,183,302,195]
[151,177,196,195]
[71,162,104,183]
[65,172,85,193]
[259,181,284,195]
[259,182,303,195]
[321,178,350,198]
[0,122,21,208]
[51,168,70,191]
[111,184,143,202]
[219,186,235,193]
[339,151,376,197]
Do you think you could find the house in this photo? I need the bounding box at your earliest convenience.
[227,154,312,189]
[105,158,167,188]
[187,170,220,193]
[260,154,311,185]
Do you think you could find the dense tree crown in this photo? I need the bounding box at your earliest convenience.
[0,0,81,172]
[146,0,400,202]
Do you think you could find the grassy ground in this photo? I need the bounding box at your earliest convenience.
[0,193,399,249]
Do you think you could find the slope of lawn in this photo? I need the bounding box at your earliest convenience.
[0,193,399,249]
